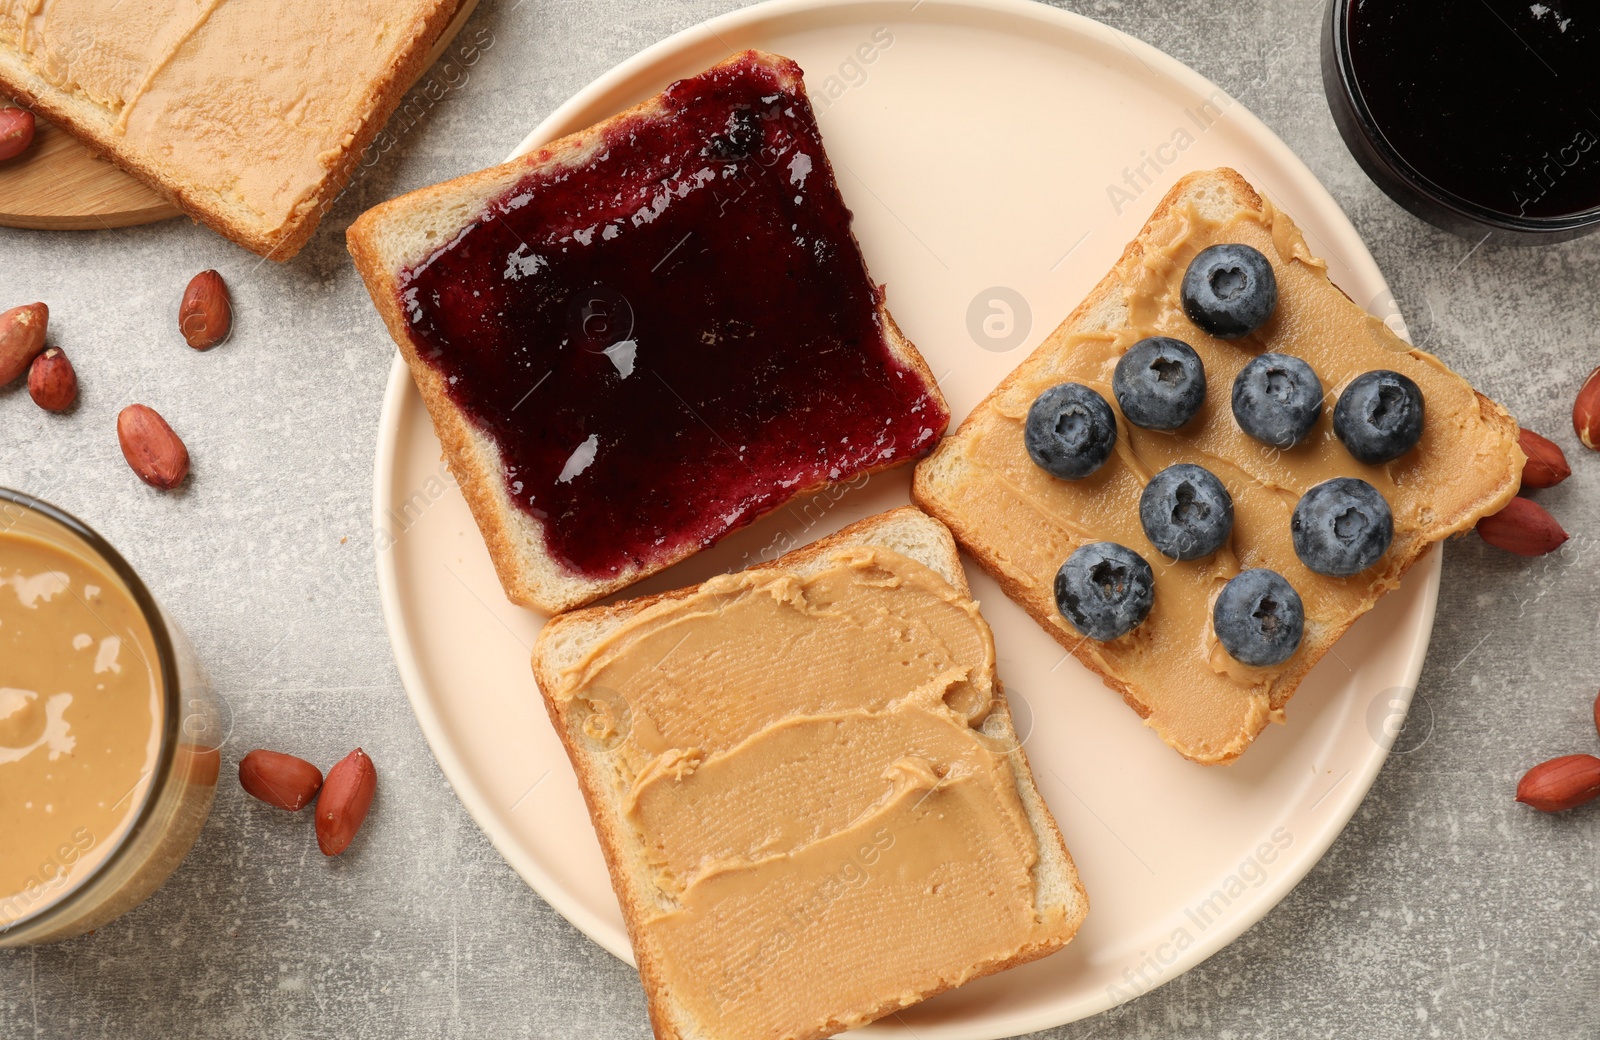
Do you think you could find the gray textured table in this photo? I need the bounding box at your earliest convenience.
[3,0,1598,1036]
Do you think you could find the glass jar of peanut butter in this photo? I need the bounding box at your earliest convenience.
[0,489,220,946]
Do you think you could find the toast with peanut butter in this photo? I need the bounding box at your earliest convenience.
[0,0,466,258]
[913,168,1522,766]
[531,506,1087,1040]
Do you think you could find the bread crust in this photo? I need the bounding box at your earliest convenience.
[348,50,948,615]
[0,0,463,259]
[913,168,1522,765]
[531,506,1087,1040]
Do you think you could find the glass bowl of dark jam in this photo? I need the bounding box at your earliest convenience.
[1322,0,1600,243]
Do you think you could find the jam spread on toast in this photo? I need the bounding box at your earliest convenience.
[397,53,947,579]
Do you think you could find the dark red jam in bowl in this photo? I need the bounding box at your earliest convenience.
[1326,0,1600,238]
[397,53,948,580]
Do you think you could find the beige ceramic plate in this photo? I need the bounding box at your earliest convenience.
[373,1,1437,1035]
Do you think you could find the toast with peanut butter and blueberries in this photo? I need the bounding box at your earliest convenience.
[348,50,948,615]
[913,168,1522,765]
[531,506,1087,1040]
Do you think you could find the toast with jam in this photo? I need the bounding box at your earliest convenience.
[349,51,948,614]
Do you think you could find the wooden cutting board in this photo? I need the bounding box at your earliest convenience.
[0,0,479,231]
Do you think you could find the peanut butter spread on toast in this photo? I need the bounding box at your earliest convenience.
[921,195,1520,764]
[0,0,447,227]
[551,548,1068,1037]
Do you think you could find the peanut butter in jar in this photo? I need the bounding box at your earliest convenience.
[0,492,219,945]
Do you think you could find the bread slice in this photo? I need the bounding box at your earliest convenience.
[914,168,1522,765]
[349,50,949,615]
[532,506,1087,1040]
[0,0,464,259]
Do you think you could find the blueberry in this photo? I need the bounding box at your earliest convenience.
[1333,370,1425,465]
[1212,568,1304,667]
[1139,463,1234,561]
[1290,477,1394,577]
[707,108,763,160]
[1181,243,1279,339]
[1112,337,1207,430]
[1053,542,1155,641]
[1232,353,1324,448]
[1025,383,1117,480]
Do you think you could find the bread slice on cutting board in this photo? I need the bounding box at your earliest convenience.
[0,0,465,258]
